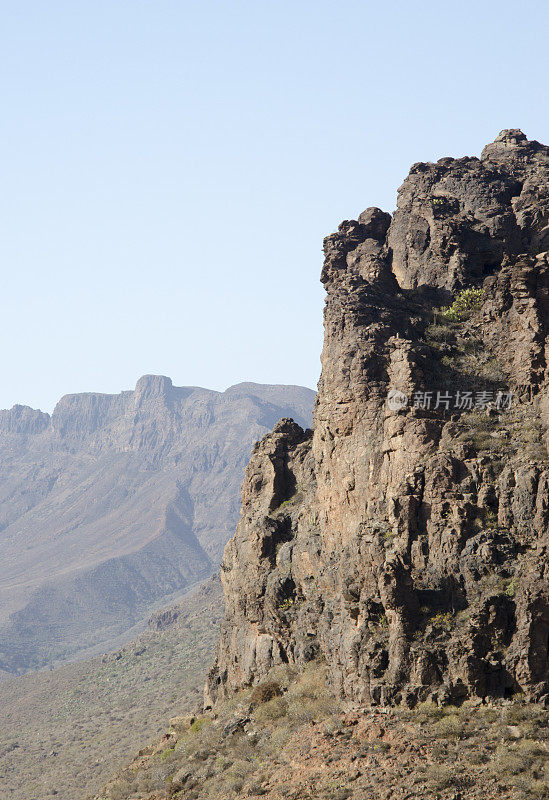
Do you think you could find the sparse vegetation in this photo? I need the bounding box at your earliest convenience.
[96,679,548,800]
[429,610,455,631]
[0,581,224,800]
[433,712,464,739]
[440,287,485,322]
[419,608,455,633]
[504,576,519,598]
[273,484,303,513]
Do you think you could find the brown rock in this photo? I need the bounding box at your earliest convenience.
[207,130,549,709]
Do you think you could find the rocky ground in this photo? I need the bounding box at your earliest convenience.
[95,662,548,800]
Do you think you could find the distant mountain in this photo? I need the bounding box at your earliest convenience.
[0,376,314,673]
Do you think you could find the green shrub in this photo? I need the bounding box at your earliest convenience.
[440,287,485,322]
[378,612,388,628]
[413,701,444,722]
[503,576,518,598]
[423,764,456,789]
[190,716,210,734]
[493,745,527,775]
[423,610,454,632]
[434,714,463,739]
[253,696,289,722]
[515,739,546,758]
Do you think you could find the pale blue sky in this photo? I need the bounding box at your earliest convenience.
[1,0,548,412]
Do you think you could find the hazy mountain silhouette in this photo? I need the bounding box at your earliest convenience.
[0,376,314,673]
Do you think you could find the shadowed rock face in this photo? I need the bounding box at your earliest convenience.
[0,379,314,673]
[207,131,549,708]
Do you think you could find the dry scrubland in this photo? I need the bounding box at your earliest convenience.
[0,579,223,800]
[96,661,548,800]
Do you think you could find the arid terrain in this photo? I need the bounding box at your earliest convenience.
[0,380,313,674]
[97,663,548,800]
[0,579,223,800]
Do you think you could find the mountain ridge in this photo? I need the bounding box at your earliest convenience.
[0,376,315,673]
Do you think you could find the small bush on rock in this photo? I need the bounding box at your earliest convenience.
[440,287,485,322]
[250,681,282,708]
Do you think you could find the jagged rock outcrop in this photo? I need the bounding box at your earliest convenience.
[207,130,549,708]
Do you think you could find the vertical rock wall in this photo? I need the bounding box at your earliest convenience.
[207,131,549,708]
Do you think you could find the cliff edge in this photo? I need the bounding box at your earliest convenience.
[206,130,549,708]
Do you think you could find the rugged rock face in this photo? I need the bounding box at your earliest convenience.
[207,130,549,708]
[0,378,314,673]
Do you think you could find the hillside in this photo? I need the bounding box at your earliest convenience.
[0,378,314,673]
[95,130,548,800]
[96,662,548,800]
[0,578,223,800]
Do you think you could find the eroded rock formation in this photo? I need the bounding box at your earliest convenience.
[207,130,549,707]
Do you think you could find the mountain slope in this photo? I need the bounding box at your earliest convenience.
[0,578,223,800]
[96,662,548,800]
[0,377,314,673]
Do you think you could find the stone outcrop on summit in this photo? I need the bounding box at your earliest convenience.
[207,130,549,707]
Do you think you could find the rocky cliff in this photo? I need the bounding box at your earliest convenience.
[207,130,549,708]
[0,378,314,673]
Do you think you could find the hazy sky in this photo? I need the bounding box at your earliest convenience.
[1,1,548,412]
